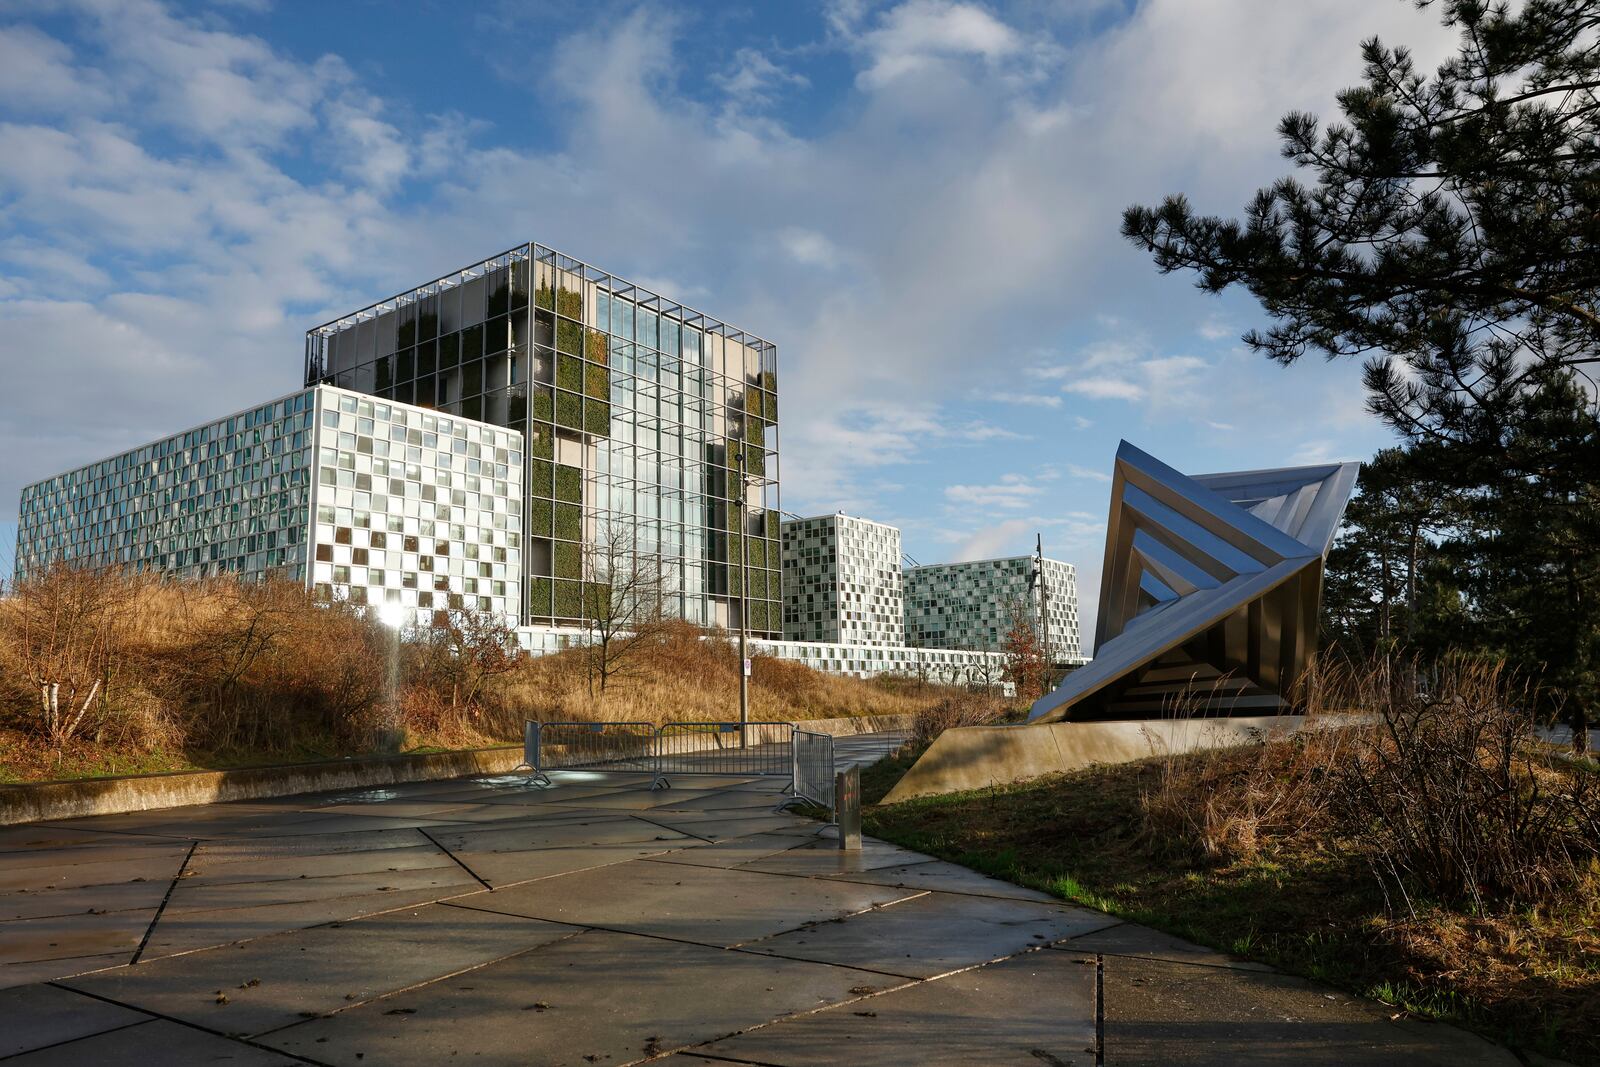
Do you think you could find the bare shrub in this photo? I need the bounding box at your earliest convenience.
[1141,726,1352,863]
[1330,656,1599,909]
[403,610,522,713]
[911,691,1007,745]
[0,566,134,758]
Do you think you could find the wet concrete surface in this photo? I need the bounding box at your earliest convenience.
[0,732,1524,1065]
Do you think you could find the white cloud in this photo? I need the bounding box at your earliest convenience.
[0,0,1443,545]
[715,48,809,108]
[0,24,111,113]
[944,473,1043,510]
[844,0,1030,88]
[1063,376,1145,401]
[778,227,843,268]
[1066,463,1112,483]
[983,390,1062,408]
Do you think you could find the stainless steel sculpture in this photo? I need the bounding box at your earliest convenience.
[1029,442,1359,723]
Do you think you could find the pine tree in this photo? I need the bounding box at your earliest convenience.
[1123,0,1600,745]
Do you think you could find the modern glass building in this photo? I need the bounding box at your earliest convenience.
[14,385,525,627]
[304,244,780,636]
[904,556,1082,663]
[780,513,904,646]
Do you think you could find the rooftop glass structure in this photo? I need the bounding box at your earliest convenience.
[304,244,780,635]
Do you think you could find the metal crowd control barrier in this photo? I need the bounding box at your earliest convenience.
[790,729,836,814]
[519,720,810,791]
[518,721,658,787]
[655,722,795,787]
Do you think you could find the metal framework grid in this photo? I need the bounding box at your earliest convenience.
[1030,441,1358,723]
[302,241,782,637]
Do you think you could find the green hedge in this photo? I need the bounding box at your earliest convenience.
[528,459,553,494]
[555,503,581,541]
[555,464,581,503]
[528,497,553,537]
[528,577,553,615]
[556,354,583,392]
[555,390,582,430]
[554,579,582,619]
[554,541,581,580]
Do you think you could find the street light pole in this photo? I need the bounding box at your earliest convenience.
[1035,533,1051,696]
[737,445,750,743]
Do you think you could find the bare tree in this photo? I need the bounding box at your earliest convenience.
[964,634,1003,696]
[408,609,522,711]
[584,519,670,698]
[6,566,130,761]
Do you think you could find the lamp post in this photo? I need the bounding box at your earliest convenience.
[1033,533,1051,696]
[737,445,750,745]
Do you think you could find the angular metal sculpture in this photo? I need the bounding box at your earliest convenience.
[1029,442,1359,723]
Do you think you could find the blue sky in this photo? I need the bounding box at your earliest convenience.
[0,0,1459,633]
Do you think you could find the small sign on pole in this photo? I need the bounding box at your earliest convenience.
[743,658,752,677]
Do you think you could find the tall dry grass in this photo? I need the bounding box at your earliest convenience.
[1139,654,1600,910]
[0,568,969,778]
[490,620,960,731]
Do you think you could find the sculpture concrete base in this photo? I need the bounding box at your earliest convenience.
[879,715,1317,804]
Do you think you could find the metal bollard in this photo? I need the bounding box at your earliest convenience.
[835,765,861,851]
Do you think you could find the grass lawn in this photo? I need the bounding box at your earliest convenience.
[862,746,1600,1066]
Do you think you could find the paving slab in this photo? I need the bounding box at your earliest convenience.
[735,837,932,877]
[541,787,727,811]
[4,1018,303,1065]
[651,788,796,812]
[698,945,1099,1066]
[66,903,576,1037]
[745,891,1121,978]
[1054,921,1273,971]
[195,813,470,839]
[0,982,151,1057]
[0,951,133,990]
[160,864,467,917]
[453,858,921,947]
[139,884,478,959]
[641,832,812,870]
[0,907,156,966]
[0,842,192,893]
[193,826,434,860]
[445,841,689,888]
[180,843,456,888]
[261,927,907,1066]
[639,810,816,840]
[38,805,332,838]
[823,859,1061,902]
[0,826,181,851]
[1101,956,1521,1066]
[0,875,173,921]
[429,814,693,855]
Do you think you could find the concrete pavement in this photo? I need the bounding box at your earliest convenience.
[0,733,1521,1065]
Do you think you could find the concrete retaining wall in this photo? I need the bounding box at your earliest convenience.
[0,746,528,827]
[0,712,914,826]
[880,715,1315,805]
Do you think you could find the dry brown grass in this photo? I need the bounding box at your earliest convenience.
[0,570,969,782]
[864,654,1600,1064]
[489,620,960,730]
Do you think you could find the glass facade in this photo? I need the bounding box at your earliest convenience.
[780,514,904,646]
[305,244,780,635]
[15,386,524,629]
[16,391,318,583]
[309,389,523,626]
[904,556,1082,662]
